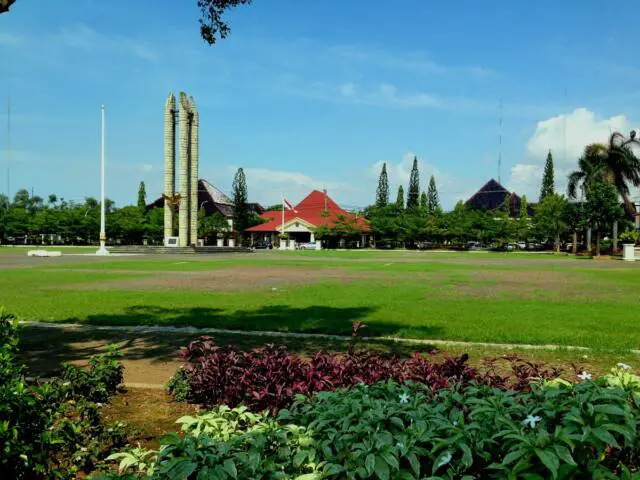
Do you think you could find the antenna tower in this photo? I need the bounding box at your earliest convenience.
[498,98,503,184]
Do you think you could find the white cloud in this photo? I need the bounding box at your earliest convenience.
[509,108,640,200]
[0,32,22,45]
[50,23,159,61]
[340,83,356,97]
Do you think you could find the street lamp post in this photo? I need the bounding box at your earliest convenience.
[96,104,109,255]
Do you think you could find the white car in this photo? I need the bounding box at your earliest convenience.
[298,242,317,250]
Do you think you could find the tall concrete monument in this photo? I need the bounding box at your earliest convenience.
[163,92,199,247]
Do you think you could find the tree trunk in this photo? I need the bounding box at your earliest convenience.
[586,228,592,253]
[613,220,618,253]
[572,231,577,255]
[595,229,601,257]
[555,232,560,254]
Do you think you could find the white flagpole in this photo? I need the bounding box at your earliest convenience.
[281,194,285,234]
[96,104,109,255]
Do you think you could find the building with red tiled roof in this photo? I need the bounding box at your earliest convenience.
[246,190,370,249]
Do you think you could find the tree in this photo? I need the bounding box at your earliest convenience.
[539,151,555,201]
[406,156,420,210]
[517,194,529,241]
[198,209,229,243]
[534,194,568,254]
[47,194,58,207]
[0,0,16,14]
[395,185,405,210]
[198,0,253,45]
[419,192,428,210]
[426,175,440,214]
[232,167,250,234]
[375,163,389,207]
[563,202,584,255]
[137,182,147,210]
[584,181,623,256]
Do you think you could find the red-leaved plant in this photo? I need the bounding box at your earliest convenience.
[177,337,480,412]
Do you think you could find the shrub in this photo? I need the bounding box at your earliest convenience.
[105,376,640,479]
[0,306,126,479]
[170,337,479,412]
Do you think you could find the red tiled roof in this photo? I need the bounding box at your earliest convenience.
[246,190,370,232]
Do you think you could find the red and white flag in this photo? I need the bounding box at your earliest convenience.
[283,198,298,213]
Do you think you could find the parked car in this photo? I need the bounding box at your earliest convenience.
[254,241,273,249]
[298,242,317,250]
[517,241,526,250]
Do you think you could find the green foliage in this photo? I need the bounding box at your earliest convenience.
[540,151,555,201]
[106,378,640,479]
[198,0,253,46]
[620,231,640,245]
[426,175,440,215]
[534,194,568,251]
[585,181,624,255]
[406,157,420,210]
[137,182,147,210]
[395,186,405,211]
[376,162,390,208]
[0,306,126,478]
[419,192,427,210]
[166,367,192,402]
[232,167,250,233]
[198,209,229,241]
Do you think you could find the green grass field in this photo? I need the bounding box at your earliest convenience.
[2,248,640,354]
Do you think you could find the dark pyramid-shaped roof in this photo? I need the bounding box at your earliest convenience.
[466,178,521,213]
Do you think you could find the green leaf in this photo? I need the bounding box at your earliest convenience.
[593,404,627,416]
[552,445,576,466]
[293,451,307,468]
[502,449,527,466]
[168,460,198,479]
[407,453,420,475]
[375,456,390,480]
[591,428,620,448]
[323,463,345,475]
[460,443,473,468]
[365,453,376,476]
[294,475,321,480]
[381,451,399,470]
[223,459,237,479]
[535,449,559,479]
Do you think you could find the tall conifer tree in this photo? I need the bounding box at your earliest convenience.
[396,185,405,210]
[539,151,555,201]
[426,175,440,214]
[406,156,420,209]
[375,163,389,207]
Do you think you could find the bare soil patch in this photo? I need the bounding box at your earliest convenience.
[444,270,589,300]
[62,266,381,292]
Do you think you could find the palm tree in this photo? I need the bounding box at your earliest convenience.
[568,131,640,253]
[604,131,640,216]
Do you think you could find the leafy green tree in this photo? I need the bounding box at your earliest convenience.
[375,163,389,207]
[406,157,420,210]
[137,182,147,210]
[232,167,250,234]
[395,185,405,211]
[584,181,624,256]
[426,175,440,214]
[517,194,529,241]
[534,194,568,253]
[563,202,584,255]
[539,151,555,201]
[198,209,229,243]
[198,0,253,45]
[419,192,428,210]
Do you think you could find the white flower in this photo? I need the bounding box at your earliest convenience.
[80,447,87,452]
[617,363,631,371]
[398,393,410,404]
[523,415,542,428]
[396,442,404,450]
[452,421,458,427]
[578,371,592,381]
[63,382,70,387]
[436,452,453,468]
[96,403,104,408]
[19,454,28,462]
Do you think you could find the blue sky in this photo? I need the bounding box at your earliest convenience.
[1,0,639,209]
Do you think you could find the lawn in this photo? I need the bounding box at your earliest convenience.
[2,249,640,353]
